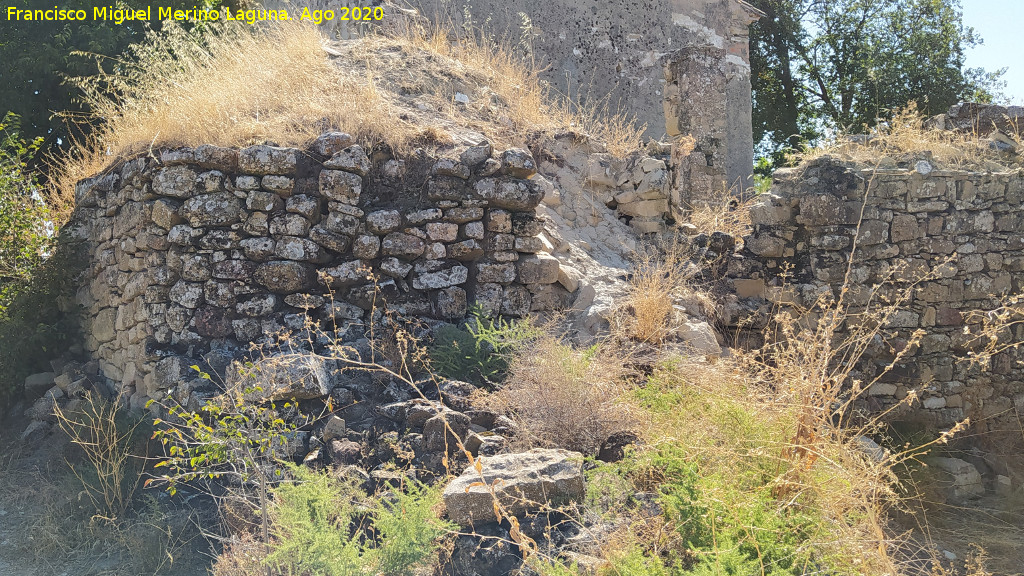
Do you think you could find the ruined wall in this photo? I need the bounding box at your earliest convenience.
[404,0,761,200]
[727,157,1024,432]
[68,130,677,410]
[70,137,573,410]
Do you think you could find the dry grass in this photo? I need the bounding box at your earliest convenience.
[799,103,1022,171]
[54,19,645,206]
[210,534,268,576]
[489,335,638,456]
[613,237,716,344]
[684,185,755,238]
[52,391,147,521]
[633,355,905,574]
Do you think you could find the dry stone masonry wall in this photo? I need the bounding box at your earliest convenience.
[728,157,1024,432]
[71,135,576,410]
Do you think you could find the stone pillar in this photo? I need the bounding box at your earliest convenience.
[664,44,728,211]
[665,0,762,206]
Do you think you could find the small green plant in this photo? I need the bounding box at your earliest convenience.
[149,365,309,551]
[428,306,539,386]
[266,465,453,576]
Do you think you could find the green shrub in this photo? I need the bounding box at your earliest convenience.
[0,113,79,409]
[266,465,364,575]
[589,444,819,576]
[267,465,453,576]
[428,306,539,386]
[371,481,451,574]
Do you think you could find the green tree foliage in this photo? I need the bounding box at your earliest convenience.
[0,0,229,151]
[0,113,79,408]
[0,114,49,293]
[749,0,1007,164]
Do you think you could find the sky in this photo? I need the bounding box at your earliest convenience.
[961,0,1024,104]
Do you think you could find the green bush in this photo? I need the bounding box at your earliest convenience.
[267,465,453,576]
[428,306,539,386]
[0,113,79,409]
[588,444,819,576]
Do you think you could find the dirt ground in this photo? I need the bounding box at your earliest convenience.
[0,409,214,576]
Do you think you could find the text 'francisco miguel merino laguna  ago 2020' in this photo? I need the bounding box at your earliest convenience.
[5,5,384,25]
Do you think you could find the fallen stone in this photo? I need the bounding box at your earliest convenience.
[460,141,492,167]
[423,410,471,452]
[322,415,347,442]
[499,148,537,178]
[443,448,585,526]
[679,321,722,355]
[229,353,333,400]
[24,372,56,399]
[926,457,984,500]
[517,254,560,284]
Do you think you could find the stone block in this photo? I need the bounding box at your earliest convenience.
[366,210,403,234]
[413,265,469,290]
[182,193,242,227]
[319,169,362,204]
[254,261,316,293]
[517,254,560,284]
[323,145,370,176]
[381,232,426,260]
[238,145,297,175]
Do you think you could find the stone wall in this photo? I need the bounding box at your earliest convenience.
[68,129,678,410]
[727,157,1024,432]
[70,136,575,410]
[403,0,762,200]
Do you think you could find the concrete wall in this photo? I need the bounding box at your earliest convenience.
[726,157,1024,434]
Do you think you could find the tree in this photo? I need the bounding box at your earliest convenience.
[749,0,1006,164]
[0,113,49,298]
[0,0,229,158]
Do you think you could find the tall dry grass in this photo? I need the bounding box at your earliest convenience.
[799,103,1022,171]
[489,335,637,456]
[55,19,645,205]
[613,237,715,344]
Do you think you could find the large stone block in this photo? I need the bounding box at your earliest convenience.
[238,145,297,175]
[517,254,560,284]
[254,261,316,293]
[319,169,362,204]
[323,145,370,176]
[413,265,469,290]
[228,353,333,400]
[381,232,426,260]
[182,193,243,227]
[475,178,544,211]
[152,166,197,198]
[442,449,584,526]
